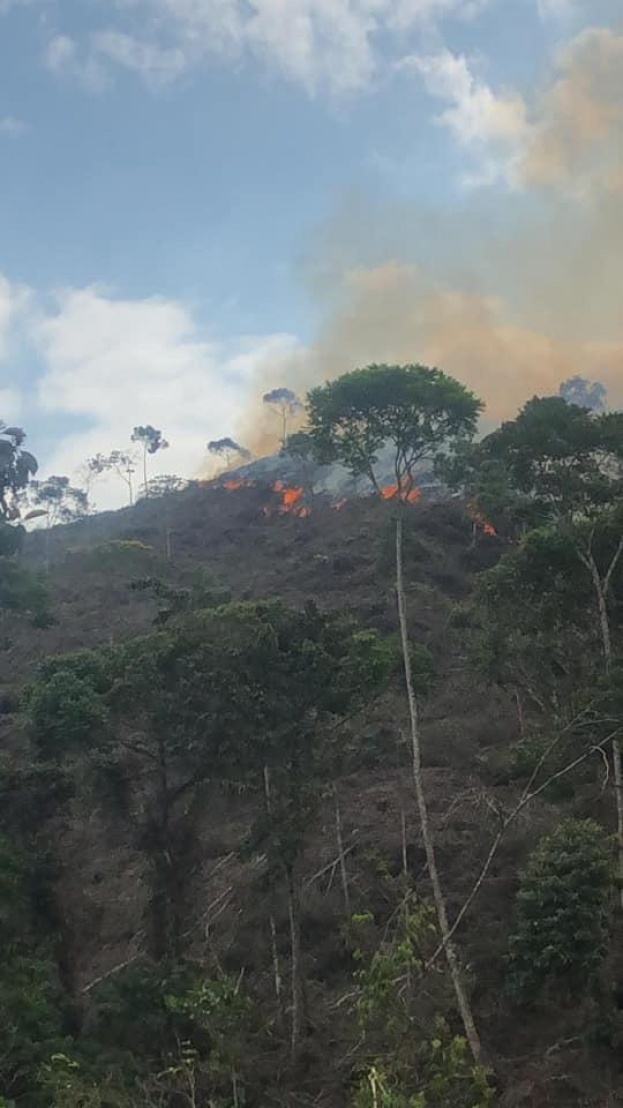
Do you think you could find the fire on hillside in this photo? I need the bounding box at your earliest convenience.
[209,472,498,535]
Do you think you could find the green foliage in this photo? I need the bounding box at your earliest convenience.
[0,520,25,555]
[385,636,434,697]
[0,556,51,623]
[507,818,614,1000]
[28,475,89,527]
[464,526,602,711]
[465,396,623,524]
[83,961,251,1104]
[305,364,482,496]
[0,422,38,522]
[38,1054,129,1108]
[130,570,231,625]
[27,649,115,757]
[206,437,250,463]
[0,835,65,1103]
[351,896,492,1108]
[131,425,169,456]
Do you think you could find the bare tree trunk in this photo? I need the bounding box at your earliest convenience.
[269,912,283,1013]
[287,872,301,1057]
[395,513,482,1061]
[515,689,525,741]
[401,805,408,879]
[583,546,623,909]
[263,766,284,1021]
[334,785,350,916]
[164,497,172,562]
[151,737,175,961]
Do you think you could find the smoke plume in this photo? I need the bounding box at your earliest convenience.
[236,23,623,456]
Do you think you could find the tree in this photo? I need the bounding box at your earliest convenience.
[506,819,613,1000]
[207,438,251,469]
[262,388,301,449]
[351,898,492,1107]
[461,396,623,901]
[27,600,388,981]
[131,426,169,498]
[466,526,597,719]
[303,363,483,1060]
[0,423,51,623]
[0,421,38,523]
[87,451,138,507]
[0,834,64,1102]
[140,475,190,561]
[28,475,89,572]
[559,376,607,412]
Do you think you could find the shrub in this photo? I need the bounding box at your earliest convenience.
[507,818,613,1000]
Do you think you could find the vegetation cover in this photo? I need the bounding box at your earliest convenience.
[1,371,623,1106]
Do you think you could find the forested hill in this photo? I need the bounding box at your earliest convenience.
[2,372,623,1108]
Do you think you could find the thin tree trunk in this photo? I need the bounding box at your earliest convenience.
[164,497,172,561]
[143,447,148,498]
[269,912,283,1013]
[287,872,301,1056]
[584,547,623,909]
[263,766,285,1020]
[151,737,177,961]
[401,805,409,879]
[395,512,482,1060]
[515,689,525,741]
[334,785,350,917]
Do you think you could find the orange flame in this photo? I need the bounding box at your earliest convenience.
[332,498,348,511]
[222,477,256,491]
[379,483,422,504]
[270,481,309,516]
[469,506,498,536]
[280,485,303,509]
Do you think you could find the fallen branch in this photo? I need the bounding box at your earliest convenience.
[426,724,621,972]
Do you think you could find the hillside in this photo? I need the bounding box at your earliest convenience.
[2,476,622,1107]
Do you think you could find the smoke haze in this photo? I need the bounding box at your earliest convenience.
[236,24,623,457]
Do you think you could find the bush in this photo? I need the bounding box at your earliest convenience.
[507,818,613,1000]
[0,835,65,1102]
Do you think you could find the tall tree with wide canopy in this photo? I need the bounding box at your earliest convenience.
[263,388,301,449]
[131,426,169,497]
[303,363,484,1060]
[28,474,89,571]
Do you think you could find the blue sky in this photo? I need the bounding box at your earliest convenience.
[0,0,621,505]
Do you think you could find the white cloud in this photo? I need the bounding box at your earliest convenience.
[536,0,575,17]
[91,30,188,87]
[0,274,31,360]
[45,0,489,97]
[404,48,529,184]
[406,27,623,195]
[0,116,26,135]
[0,275,31,424]
[0,0,37,12]
[44,33,77,73]
[44,33,109,90]
[35,286,298,506]
[0,389,23,421]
